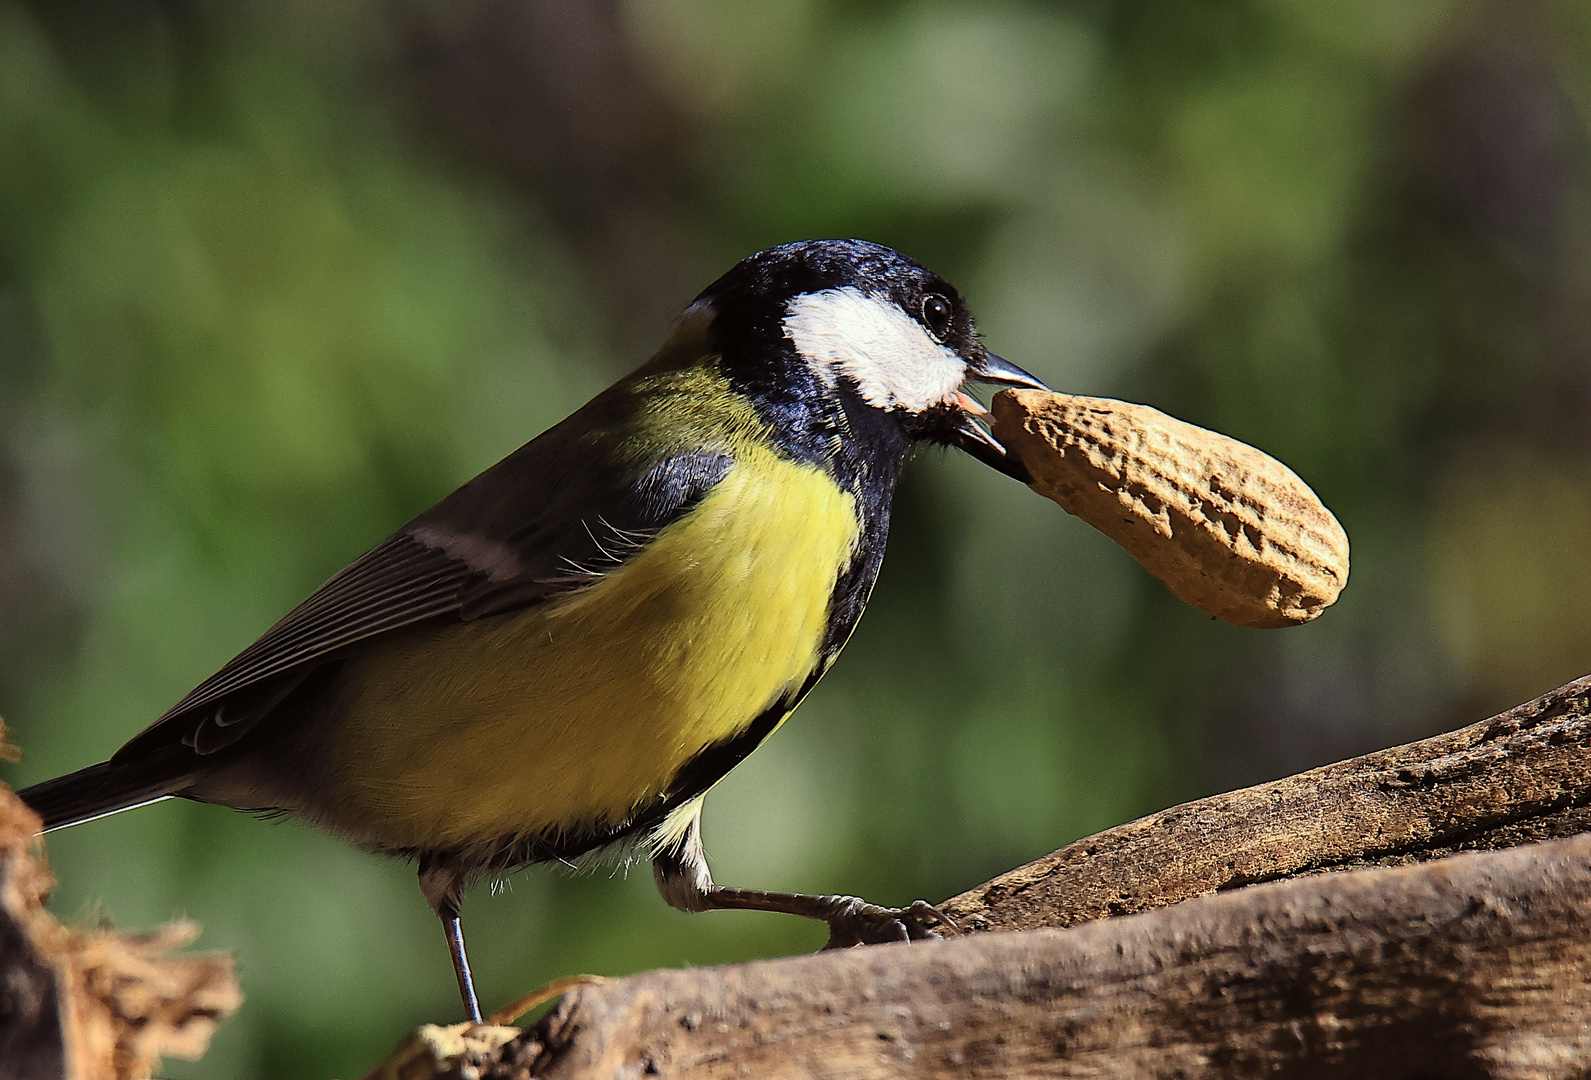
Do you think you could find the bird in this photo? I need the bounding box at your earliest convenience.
[18,238,1048,1022]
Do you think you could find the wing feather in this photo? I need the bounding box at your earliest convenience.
[115,415,737,761]
[161,533,473,721]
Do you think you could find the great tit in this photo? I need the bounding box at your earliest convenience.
[19,238,1047,1021]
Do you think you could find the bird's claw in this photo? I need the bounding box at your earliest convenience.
[820,897,958,949]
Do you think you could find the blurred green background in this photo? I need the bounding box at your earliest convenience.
[3,0,1590,1075]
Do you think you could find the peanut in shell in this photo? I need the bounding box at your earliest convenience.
[991,389,1349,629]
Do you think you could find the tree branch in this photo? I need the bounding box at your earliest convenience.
[363,673,1591,1078]
[0,779,242,1080]
[942,672,1591,933]
[524,834,1591,1078]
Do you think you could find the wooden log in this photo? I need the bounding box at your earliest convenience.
[0,854,67,1080]
[0,782,242,1080]
[524,833,1591,1078]
[361,673,1591,1078]
[941,672,1591,933]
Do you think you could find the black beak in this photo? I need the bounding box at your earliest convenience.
[969,352,1049,392]
[952,353,1049,482]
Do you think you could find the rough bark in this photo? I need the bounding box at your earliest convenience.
[521,834,1591,1079]
[0,778,241,1080]
[363,673,1591,1079]
[0,853,66,1080]
[940,672,1591,933]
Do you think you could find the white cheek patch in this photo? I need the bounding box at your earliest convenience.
[782,287,966,412]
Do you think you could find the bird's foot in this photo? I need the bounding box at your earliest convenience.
[820,897,957,949]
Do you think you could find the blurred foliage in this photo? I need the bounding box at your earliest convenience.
[1,0,1589,1076]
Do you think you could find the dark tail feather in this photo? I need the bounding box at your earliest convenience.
[18,751,193,832]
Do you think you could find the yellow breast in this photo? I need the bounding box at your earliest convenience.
[325,446,860,851]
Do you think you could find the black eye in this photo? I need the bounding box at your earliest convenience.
[921,293,953,342]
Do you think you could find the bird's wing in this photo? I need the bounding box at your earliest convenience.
[116,398,737,759]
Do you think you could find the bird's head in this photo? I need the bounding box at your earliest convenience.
[686,239,1048,481]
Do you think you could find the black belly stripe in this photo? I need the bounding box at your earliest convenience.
[662,675,817,805]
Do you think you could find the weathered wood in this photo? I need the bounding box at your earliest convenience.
[942,672,1591,932]
[363,674,1591,1078]
[0,783,241,1080]
[495,834,1591,1078]
[0,852,66,1080]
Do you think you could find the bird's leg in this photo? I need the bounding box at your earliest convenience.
[652,811,954,948]
[420,857,483,1023]
[441,907,482,1023]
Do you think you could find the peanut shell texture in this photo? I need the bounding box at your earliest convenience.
[991,389,1349,629]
